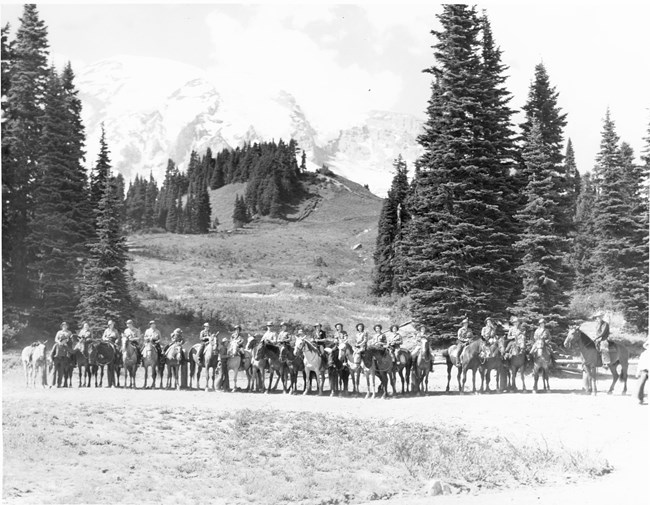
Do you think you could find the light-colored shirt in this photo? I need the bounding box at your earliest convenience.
[262,330,276,343]
[144,327,161,343]
[123,327,141,342]
[102,328,119,342]
[55,329,72,344]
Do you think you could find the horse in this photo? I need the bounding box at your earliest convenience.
[249,340,269,392]
[479,340,508,393]
[412,337,434,394]
[88,341,117,387]
[391,348,412,395]
[72,338,93,387]
[503,341,528,392]
[141,341,159,389]
[202,336,221,391]
[50,341,73,388]
[259,342,289,394]
[121,336,138,388]
[338,342,362,395]
[188,344,202,389]
[223,339,252,392]
[21,341,47,388]
[282,344,306,394]
[294,336,326,395]
[324,346,349,397]
[530,342,552,393]
[360,346,393,399]
[164,343,184,390]
[564,327,629,395]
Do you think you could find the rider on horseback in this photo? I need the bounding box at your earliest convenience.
[454,317,473,364]
[370,325,389,358]
[387,324,403,364]
[354,323,368,355]
[123,319,143,365]
[50,321,73,361]
[506,317,526,356]
[262,322,277,344]
[102,320,120,352]
[333,323,347,344]
[164,328,185,361]
[197,322,212,366]
[531,318,556,367]
[593,312,611,367]
[143,320,163,358]
[78,322,92,340]
[277,322,291,345]
[231,325,246,359]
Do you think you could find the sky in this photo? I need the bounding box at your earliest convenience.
[1,1,649,172]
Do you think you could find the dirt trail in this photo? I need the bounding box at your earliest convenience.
[3,367,648,504]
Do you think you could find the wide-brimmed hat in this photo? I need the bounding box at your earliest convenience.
[172,328,182,335]
[334,322,343,329]
[61,321,68,327]
[280,321,287,326]
[266,321,273,326]
[593,311,604,319]
[149,320,156,325]
[126,319,134,325]
[485,317,493,324]
[356,323,365,330]
[374,324,382,330]
[233,324,241,330]
[203,322,210,327]
[538,318,546,324]
[510,316,519,323]
[314,322,321,327]
[460,317,469,326]
[390,324,399,331]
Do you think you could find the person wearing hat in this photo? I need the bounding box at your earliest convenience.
[163,328,186,361]
[50,321,73,361]
[231,324,245,349]
[197,322,212,367]
[453,317,473,365]
[77,322,92,340]
[481,317,498,345]
[143,320,163,358]
[354,323,368,353]
[276,322,291,346]
[593,312,611,367]
[370,324,388,349]
[506,317,526,355]
[636,339,649,405]
[261,321,277,344]
[531,318,554,363]
[387,324,403,364]
[313,323,326,342]
[333,323,348,345]
[123,319,143,365]
[102,320,120,346]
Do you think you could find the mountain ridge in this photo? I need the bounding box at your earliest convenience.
[76,55,423,196]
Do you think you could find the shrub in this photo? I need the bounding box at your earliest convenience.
[314,256,327,267]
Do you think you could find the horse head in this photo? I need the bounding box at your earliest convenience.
[32,341,47,362]
[166,343,183,362]
[294,336,305,354]
[419,336,431,361]
[564,326,581,349]
[226,339,239,358]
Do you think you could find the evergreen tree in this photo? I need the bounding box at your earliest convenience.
[372,155,409,296]
[165,191,179,233]
[232,194,249,228]
[398,6,518,332]
[564,139,581,216]
[591,111,648,330]
[76,141,133,331]
[300,149,307,173]
[196,184,211,233]
[90,125,111,213]
[572,172,597,290]
[143,173,158,229]
[27,69,90,323]
[512,120,570,329]
[2,5,50,301]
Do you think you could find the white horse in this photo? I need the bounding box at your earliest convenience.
[224,339,252,392]
[21,341,48,388]
[294,336,326,395]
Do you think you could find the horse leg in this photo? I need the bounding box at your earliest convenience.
[533,367,538,393]
[519,365,526,391]
[621,365,628,395]
[471,367,477,394]
[592,366,598,395]
[608,364,618,395]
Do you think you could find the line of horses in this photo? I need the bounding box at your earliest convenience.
[20,327,630,397]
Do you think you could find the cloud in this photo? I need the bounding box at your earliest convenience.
[203,5,404,137]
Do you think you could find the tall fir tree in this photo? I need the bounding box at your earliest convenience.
[90,124,111,214]
[232,194,249,228]
[195,184,212,233]
[512,120,570,330]
[2,5,50,301]
[27,68,90,323]
[143,173,158,229]
[371,155,409,296]
[76,143,133,331]
[398,6,518,333]
[591,111,648,330]
[572,172,597,291]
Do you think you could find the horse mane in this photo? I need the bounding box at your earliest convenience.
[576,328,597,350]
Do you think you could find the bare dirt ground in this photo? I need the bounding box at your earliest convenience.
[3,358,648,505]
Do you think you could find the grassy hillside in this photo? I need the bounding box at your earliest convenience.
[128,173,401,339]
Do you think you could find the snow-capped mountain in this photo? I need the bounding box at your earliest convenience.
[77,56,422,195]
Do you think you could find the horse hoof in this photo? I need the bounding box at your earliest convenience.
[607,390,613,395]
[532,390,537,394]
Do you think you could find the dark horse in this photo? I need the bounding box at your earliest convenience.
[73,338,93,387]
[391,348,412,395]
[564,326,629,395]
[88,340,116,387]
[445,339,483,394]
[479,340,508,393]
[324,345,350,397]
[361,346,393,399]
[530,341,552,393]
